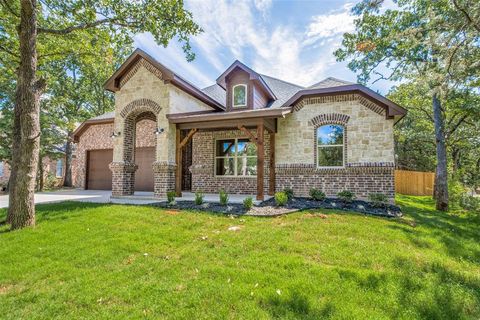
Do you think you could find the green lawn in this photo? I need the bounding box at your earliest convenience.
[1,196,479,319]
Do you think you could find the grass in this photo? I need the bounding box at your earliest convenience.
[0,195,479,319]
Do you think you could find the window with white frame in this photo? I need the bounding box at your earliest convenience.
[317,124,344,167]
[232,84,247,108]
[56,159,63,178]
[0,161,3,177]
[215,138,257,176]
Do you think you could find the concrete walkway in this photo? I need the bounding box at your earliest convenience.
[0,189,158,208]
[0,189,269,208]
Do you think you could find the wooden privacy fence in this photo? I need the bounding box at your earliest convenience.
[395,170,435,196]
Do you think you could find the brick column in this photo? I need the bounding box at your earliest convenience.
[153,161,176,197]
[110,162,138,196]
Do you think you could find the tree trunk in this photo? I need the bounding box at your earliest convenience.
[7,0,42,229]
[452,148,460,176]
[432,91,449,211]
[63,132,73,187]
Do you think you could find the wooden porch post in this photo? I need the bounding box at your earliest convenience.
[269,132,275,196]
[175,128,182,197]
[257,122,264,201]
[175,128,198,197]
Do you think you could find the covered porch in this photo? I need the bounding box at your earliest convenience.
[168,108,291,201]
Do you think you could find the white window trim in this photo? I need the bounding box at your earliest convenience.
[232,84,248,108]
[0,161,3,177]
[316,125,345,168]
[56,159,63,178]
[214,137,257,177]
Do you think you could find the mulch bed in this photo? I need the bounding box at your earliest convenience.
[152,197,402,218]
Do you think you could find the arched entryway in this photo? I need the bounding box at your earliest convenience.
[110,99,163,196]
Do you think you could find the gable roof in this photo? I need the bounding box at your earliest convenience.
[282,84,407,120]
[104,49,224,111]
[216,60,277,100]
[308,77,353,89]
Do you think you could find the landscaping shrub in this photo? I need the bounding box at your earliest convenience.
[449,179,467,208]
[275,191,288,206]
[167,191,176,204]
[337,190,356,203]
[219,189,229,206]
[368,193,388,208]
[195,191,204,205]
[283,187,294,200]
[309,188,326,201]
[243,196,253,210]
[460,195,480,213]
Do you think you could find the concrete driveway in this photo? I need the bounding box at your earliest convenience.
[0,189,158,208]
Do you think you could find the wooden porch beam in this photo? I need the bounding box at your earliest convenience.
[237,125,258,143]
[180,128,197,149]
[256,123,265,201]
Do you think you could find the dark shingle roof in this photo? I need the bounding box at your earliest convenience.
[308,77,354,89]
[201,84,226,107]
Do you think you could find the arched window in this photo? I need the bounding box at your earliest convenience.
[316,124,344,167]
[232,84,247,108]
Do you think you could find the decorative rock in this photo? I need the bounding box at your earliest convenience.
[228,226,241,231]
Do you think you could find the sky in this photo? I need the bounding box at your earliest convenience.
[133,0,397,94]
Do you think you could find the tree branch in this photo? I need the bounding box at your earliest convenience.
[0,0,19,17]
[452,0,480,33]
[38,18,114,35]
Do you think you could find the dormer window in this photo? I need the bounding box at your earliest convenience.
[232,84,247,108]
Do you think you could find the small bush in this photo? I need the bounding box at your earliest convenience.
[449,179,467,208]
[167,191,176,204]
[337,190,356,203]
[219,189,229,206]
[309,188,326,201]
[243,196,253,210]
[283,188,294,200]
[368,193,388,208]
[275,191,288,206]
[460,195,480,213]
[195,191,204,205]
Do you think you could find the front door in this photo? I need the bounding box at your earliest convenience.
[135,147,155,191]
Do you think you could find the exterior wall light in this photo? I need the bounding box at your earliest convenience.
[110,131,121,138]
[154,128,165,135]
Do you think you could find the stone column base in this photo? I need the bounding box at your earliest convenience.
[153,161,176,197]
[109,162,138,196]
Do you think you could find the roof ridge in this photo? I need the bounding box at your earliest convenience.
[260,74,305,88]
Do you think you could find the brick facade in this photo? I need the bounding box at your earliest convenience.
[191,129,271,194]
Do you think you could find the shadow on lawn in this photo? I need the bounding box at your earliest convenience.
[259,289,335,319]
[391,196,480,263]
[0,201,112,232]
[334,256,480,318]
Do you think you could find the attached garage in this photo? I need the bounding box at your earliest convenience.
[86,149,113,190]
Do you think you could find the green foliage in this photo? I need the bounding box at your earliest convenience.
[166,191,176,204]
[43,174,59,191]
[459,195,480,213]
[219,189,229,206]
[283,188,294,200]
[368,193,388,208]
[449,180,467,207]
[309,188,326,201]
[195,191,204,205]
[337,190,356,204]
[275,192,288,206]
[243,197,254,210]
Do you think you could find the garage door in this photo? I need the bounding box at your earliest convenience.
[135,147,155,191]
[87,149,113,190]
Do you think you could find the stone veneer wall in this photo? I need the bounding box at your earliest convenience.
[275,94,396,201]
[191,129,271,194]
